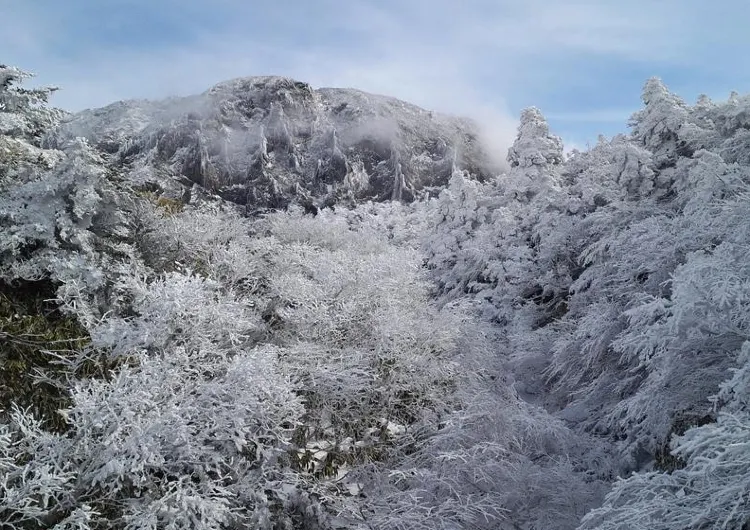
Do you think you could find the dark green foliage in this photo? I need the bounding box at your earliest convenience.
[0,279,89,432]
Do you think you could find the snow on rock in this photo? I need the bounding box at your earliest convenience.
[54,76,500,211]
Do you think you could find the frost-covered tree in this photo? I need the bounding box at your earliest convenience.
[425,168,494,297]
[0,66,131,435]
[0,138,125,285]
[629,77,690,169]
[505,106,564,201]
[580,343,750,530]
[0,65,65,187]
[0,65,63,144]
[564,134,656,206]
[424,79,750,524]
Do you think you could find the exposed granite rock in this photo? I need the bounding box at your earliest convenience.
[54,76,500,211]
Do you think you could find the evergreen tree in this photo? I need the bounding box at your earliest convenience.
[505,106,564,201]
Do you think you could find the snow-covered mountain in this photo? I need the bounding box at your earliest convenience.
[54,76,499,211]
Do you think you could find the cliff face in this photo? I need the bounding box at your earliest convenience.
[54,76,499,211]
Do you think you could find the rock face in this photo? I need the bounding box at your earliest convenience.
[54,76,499,211]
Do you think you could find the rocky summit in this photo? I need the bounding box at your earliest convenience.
[53,76,499,212]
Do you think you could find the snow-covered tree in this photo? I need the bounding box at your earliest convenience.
[629,77,690,169]
[0,65,63,144]
[505,107,564,201]
[0,65,65,188]
[564,134,656,206]
[580,343,750,530]
[425,168,493,297]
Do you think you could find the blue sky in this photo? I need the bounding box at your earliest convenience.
[2,0,749,151]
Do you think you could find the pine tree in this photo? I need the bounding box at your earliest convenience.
[629,77,690,169]
[0,65,65,186]
[505,107,564,201]
[0,65,64,144]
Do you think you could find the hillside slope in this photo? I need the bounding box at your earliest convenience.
[3,63,750,529]
[53,76,499,211]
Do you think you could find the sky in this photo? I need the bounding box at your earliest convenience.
[2,0,749,153]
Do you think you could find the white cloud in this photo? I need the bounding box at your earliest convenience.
[2,0,747,154]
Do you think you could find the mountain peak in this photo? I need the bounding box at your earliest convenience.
[54,76,500,211]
